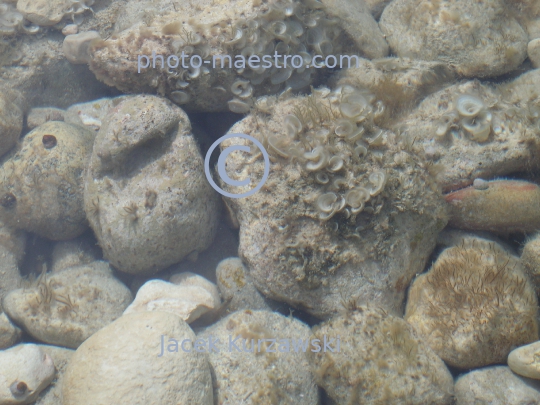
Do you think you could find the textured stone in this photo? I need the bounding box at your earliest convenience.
[84,95,220,275]
[380,0,528,77]
[455,366,540,404]
[62,312,213,405]
[0,344,55,405]
[3,261,132,349]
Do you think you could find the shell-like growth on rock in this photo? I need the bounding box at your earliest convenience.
[0,3,38,35]
[218,83,447,318]
[406,237,539,369]
[456,94,485,118]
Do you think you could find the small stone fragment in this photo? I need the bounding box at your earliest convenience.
[529,39,540,68]
[406,237,539,369]
[62,312,213,405]
[445,180,540,233]
[63,31,102,65]
[199,310,319,405]
[62,24,78,36]
[0,344,55,405]
[123,276,220,323]
[17,0,72,26]
[522,234,540,296]
[307,305,454,404]
[508,341,540,379]
[455,366,540,404]
[3,261,132,349]
[216,257,269,312]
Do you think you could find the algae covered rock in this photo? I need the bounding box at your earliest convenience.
[379,0,528,77]
[62,311,213,405]
[198,310,319,405]
[216,257,270,312]
[330,57,455,124]
[406,237,539,369]
[3,261,133,349]
[455,366,540,405]
[0,121,94,240]
[0,344,55,405]
[84,94,220,275]
[219,85,446,318]
[398,75,540,192]
[16,0,94,27]
[307,305,454,404]
[90,0,374,112]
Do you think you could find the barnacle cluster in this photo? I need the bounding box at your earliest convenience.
[436,94,493,142]
[259,85,389,221]
[162,0,350,112]
[0,2,37,35]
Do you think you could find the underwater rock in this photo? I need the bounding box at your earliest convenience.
[0,121,95,240]
[62,311,213,405]
[379,0,528,77]
[89,0,371,112]
[307,305,454,404]
[3,261,132,349]
[50,236,100,273]
[0,245,22,305]
[529,39,540,68]
[33,345,74,405]
[455,366,540,404]
[522,234,540,296]
[198,310,319,405]
[445,180,540,234]
[398,76,540,192]
[26,107,67,130]
[62,24,78,36]
[216,257,270,312]
[527,19,540,40]
[123,274,221,323]
[406,237,539,369]
[0,88,24,158]
[64,96,129,132]
[220,85,447,319]
[16,0,94,27]
[63,31,101,64]
[84,95,219,275]
[319,0,388,58]
[508,341,540,380]
[0,344,55,405]
[330,57,455,125]
[0,312,21,350]
[364,0,393,19]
